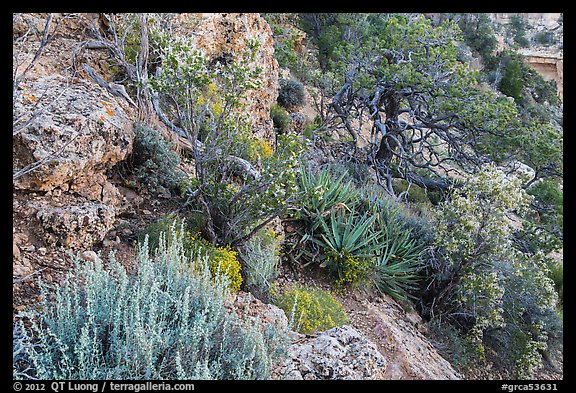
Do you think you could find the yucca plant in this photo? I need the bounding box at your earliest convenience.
[370,202,423,302]
[313,207,384,286]
[298,166,360,231]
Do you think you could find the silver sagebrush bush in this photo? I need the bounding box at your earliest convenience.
[14,225,287,380]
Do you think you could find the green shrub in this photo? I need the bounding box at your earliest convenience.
[277,78,305,110]
[302,115,324,138]
[546,261,563,306]
[137,213,181,252]
[510,15,530,48]
[392,178,433,204]
[425,164,562,378]
[427,318,482,371]
[273,284,347,335]
[270,103,291,132]
[499,55,525,102]
[458,13,498,67]
[239,228,282,301]
[13,228,286,380]
[263,17,302,70]
[527,180,563,228]
[534,31,555,46]
[128,123,185,194]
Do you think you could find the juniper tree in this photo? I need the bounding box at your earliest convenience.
[305,14,561,196]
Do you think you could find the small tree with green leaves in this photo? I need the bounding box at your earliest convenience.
[150,35,304,247]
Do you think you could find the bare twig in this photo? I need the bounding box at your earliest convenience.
[13,13,53,94]
[13,267,47,284]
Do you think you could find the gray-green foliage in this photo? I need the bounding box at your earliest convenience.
[14,227,287,380]
[426,164,561,378]
[129,123,185,194]
[239,229,282,301]
[277,78,305,110]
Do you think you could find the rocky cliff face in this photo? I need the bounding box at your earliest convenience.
[491,13,563,100]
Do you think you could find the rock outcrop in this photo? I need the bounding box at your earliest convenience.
[518,48,563,100]
[491,13,563,100]
[276,326,388,380]
[336,291,462,380]
[13,74,134,201]
[30,199,116,250]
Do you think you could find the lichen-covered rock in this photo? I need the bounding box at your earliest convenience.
[288,112,306,134]
[276,325,387,380]
[13,74,134,199]
[30,199,115,250]
[362,299,462,380]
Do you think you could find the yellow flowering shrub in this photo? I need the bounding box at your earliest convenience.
[273,284,347,335]
[187,234,243,293]
[208,245,243,293]
[325,251,372,289]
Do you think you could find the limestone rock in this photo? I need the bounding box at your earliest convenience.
[13,243,21,259]
[13,74,134,195]
[364,300,461,380]
[276,325,387,380]
[288,112,306,134]
[30,199,115,250]
[234,291,289,331]
[81,250,99,263]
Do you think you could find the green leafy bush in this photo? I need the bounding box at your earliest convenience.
[270,103,291,133]
[137,213,181,252]
[527,180,563,230]
[509,15,530,48]
[534,31,555,46]
[127,123,185,194]
[425,164,562,378]
[151,34,304,246]
[263,14,302,70]
[13,228,286,380]
[458,13,498,66]
[547,261,563,306]
[277,78,305,111]
[499,55,525,102]
[273,284,347,335]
